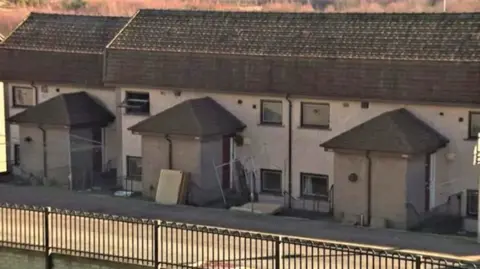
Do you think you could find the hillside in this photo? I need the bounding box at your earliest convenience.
[0,0,479,36]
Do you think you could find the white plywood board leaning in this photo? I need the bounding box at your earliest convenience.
[155,169,184,205]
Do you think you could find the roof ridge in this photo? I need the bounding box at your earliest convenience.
[139,8,480,16]
[29,12,129,19]
[188,98,204,136]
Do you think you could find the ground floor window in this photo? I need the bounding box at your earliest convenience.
[260,169,282,194]
[126,156,142,181]
[466,189,478,217]
[300,173,329,200]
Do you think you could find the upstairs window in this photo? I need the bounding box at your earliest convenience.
[12,86,35,107]
[260,100,283,125]
[468,112,480,139]
[301,102,330,128]
[124,92,150,115]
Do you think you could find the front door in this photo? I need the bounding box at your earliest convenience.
[92,128,103,174]
[424,154,431,212]
[222,136,231,189]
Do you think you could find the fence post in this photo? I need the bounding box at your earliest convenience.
[153,220,159,269]
[275,237,281,269]
[44,207,52,269]
[415,256,422,269]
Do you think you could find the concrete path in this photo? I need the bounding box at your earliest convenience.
[0,184,479,261]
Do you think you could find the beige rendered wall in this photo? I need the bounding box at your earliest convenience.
[333,151,408,229]
[119,86,479,212]
[333,151,369,224]
[370,154,408,229]
[141,135,204,204]
[19,125,70,186]
[6,82,117,174]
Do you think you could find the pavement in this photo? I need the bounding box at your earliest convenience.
[0,183,479,262]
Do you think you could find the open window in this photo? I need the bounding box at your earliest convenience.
[123,92,150,115]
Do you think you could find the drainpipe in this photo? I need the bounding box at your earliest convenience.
[286,94,293,209]
[30,83,47,181]
[366,150,372,226]
[165,135,173,169]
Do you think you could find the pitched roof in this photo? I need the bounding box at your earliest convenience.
[2,13,128,53]
[8,92,115,128]
[0,13,128,85]
[0,33,4,42]
[0,49,103,85]
[109,10,480,61]
[320,108,448,154]
[128,97,246,137]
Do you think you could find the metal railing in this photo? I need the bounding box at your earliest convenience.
[0,203,478,269]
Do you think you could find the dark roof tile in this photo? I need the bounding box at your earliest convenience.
[109,10,480,61]
[2,13,128,53]
[8,92,115,127]
[128,97,245,137]
[320,108,449,154]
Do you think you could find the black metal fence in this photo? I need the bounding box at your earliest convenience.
[0,203,478,269]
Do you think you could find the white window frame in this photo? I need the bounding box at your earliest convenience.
[124,91,150,115]
[12,86,36,107]
[126,156,142,181]
[260,169,282,194]
[260,100,283,125]
[300,102,330,128]
[300,173,329,200]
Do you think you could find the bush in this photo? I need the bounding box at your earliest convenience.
[7,0,46,7]
[61,0,87,11]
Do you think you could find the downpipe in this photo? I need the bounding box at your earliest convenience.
[286,94,293,209]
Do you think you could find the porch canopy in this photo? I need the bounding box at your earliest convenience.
[7,91,115,128]
[128,97,245,137]
[321,108,449,154]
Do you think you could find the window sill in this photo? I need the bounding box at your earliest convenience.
[465,214,478,220]
[124,112,150,117]
[300,195,329,201]
[12,105,33,109]
[258,123,285,128]
[298,125,331,131]
[260,190,283,196]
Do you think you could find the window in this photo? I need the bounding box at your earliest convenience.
[13,144,20,166]
[12,86,35,107]
[260,100,282,125]
[260,169,282,194]
[468,112,480,139]
[126,156,142,181]
[466,189,478,217]
[300,173,329,200]
[124,92,150,115]
[301,102,330,128]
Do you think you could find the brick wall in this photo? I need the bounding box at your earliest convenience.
[0,247,150,269]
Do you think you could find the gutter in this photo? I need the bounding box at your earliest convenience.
[286,94,293,209]
[165,135,173,169]
[366,150,372,226]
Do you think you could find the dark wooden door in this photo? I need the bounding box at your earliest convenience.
[222,136,231,189]
[92,128,103,173]
[424,154,431,212]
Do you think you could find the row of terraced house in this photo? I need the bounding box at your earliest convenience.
[0,10,478,234]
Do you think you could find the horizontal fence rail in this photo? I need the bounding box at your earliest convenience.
[0,203,478,269]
